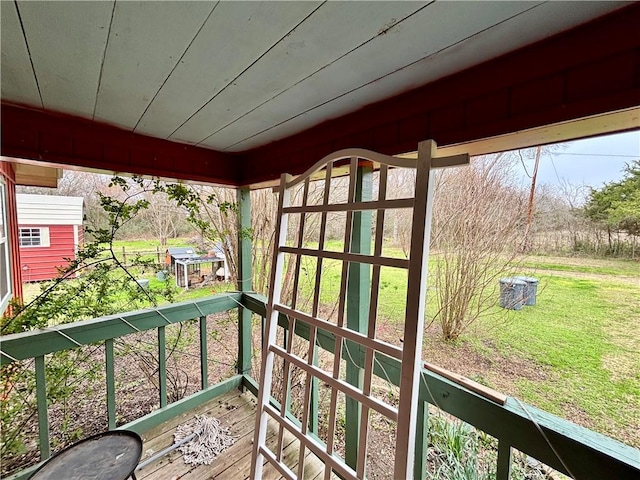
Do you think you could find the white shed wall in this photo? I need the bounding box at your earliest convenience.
[17,194,84,225]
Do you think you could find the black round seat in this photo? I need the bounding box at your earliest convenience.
[29,430,142,480]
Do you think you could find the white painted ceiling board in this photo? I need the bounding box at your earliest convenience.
[0,1,630,153]
[169,1,427,144]
[0,2,42,106]
[134,1,323,139]
[93,1,214,128]
[0,1,41,107]
[200,0,542,150]
[16,1,113,116]
[224,1,629,152]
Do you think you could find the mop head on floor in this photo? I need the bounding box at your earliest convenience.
[174,414,235,466]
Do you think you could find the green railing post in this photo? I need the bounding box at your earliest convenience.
[199,316,208,389]
[158,326,167,408]
[497,441,513,480]
[35,355,50,460]
[345,164,373,469]
[105,339,116,429]
[282,323,292,413]
[237,187,253,380]
[414,383,428,480]
[309,348,319,434]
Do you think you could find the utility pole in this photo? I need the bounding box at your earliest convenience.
[522,146,541,253]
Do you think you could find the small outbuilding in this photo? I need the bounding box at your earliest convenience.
[165,247,199,269]
[165,246,229,289]
[17,193,84,282]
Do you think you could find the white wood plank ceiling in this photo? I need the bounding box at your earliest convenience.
[1,1,628,152]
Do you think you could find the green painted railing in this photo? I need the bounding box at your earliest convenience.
[241,292,640,480]
[0,293,244,480]
[1,292,638,480]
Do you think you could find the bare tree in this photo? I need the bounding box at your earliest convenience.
[530,181,592,254]
[169,184,282,293]
[140,188,184,246]
[386,168,417,258]
[249,188,279,294]
[429,153,527,341]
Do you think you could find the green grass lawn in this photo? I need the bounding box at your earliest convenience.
[474,274,639,445]
[112,237,193,251]
[20,236,639,446]
[290,243,639,446]
[519,254,640,277]
[107,238,195,263]
[144,276,236,302]
[21,257,234,308]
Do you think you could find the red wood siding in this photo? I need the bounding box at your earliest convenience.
[19,224,76,282]
[0,104,240,186]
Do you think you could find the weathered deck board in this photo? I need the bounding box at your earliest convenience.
[136,389,333,480]
[136,391,253,477]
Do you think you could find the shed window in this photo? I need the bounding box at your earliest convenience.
[19,227,50,247]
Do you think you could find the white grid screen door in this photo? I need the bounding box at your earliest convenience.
[251,141,469,479]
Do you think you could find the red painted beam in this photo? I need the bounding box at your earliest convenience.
[1,104,241,186]
[241,3,640,185]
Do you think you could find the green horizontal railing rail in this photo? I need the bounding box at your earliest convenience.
[0,294,241,364]
[241,292,640,480]
[0,293,244,480]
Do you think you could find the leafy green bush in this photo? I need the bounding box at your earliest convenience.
[1,176,182,474]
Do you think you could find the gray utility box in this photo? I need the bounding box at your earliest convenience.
[499,277,527,310]
[515,276,539,306]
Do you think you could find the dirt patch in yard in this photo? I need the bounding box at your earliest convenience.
[420,325,552,395]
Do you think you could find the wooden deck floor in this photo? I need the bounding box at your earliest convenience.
[136,389,330,480]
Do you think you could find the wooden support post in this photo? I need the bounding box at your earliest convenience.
[158,326,167,408]
[237,187,253,378]
[309,347,319,434]
[345,164,372,470]
[199,316,209,389]
[522,145,541,253]
[35,355,50,460]
[105,339,116,429]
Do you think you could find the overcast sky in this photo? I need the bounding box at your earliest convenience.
[520,130,640,190]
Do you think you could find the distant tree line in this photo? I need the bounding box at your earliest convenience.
[17,171,194,244]
[584,160,640,257]
[524,159,639,259]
